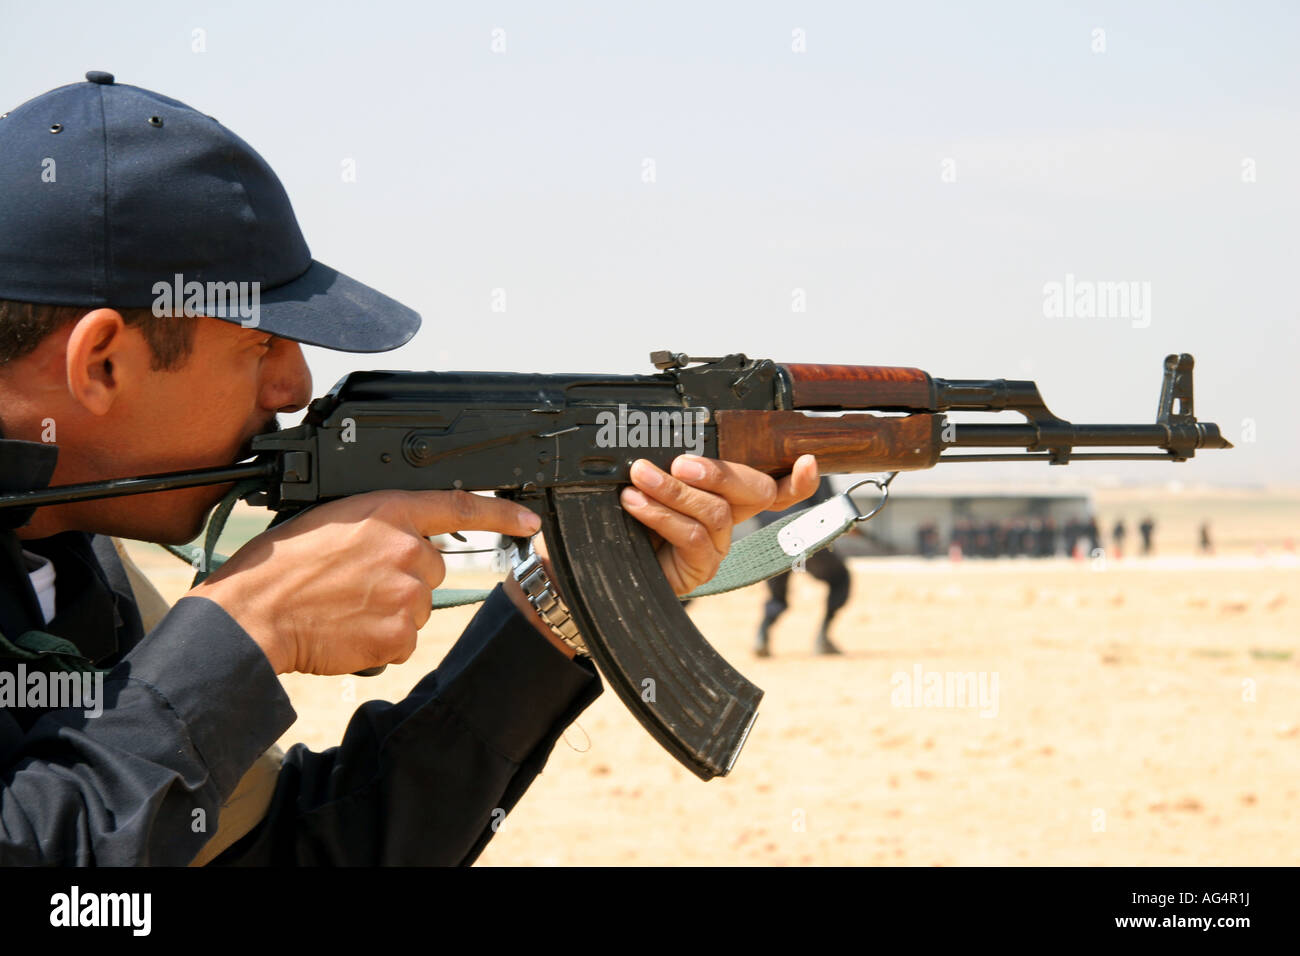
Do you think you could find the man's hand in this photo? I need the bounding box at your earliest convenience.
[191,490,541,675]
[621,453,820,594]
[503,453,820,656]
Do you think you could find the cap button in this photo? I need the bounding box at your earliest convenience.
[85,71,115,85]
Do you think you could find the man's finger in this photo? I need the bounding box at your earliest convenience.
[629,459,733,554]
[768,454,820,513]
[620,487,724,593]
[663,454,822,525]
[662,455,783,526]
[396,490,541,539]
[412,540,447,595]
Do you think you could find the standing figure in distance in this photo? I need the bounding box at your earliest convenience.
[1112,519,1127,559]
[1087,517,1101,556]
[754,478,851,657]
[1139,515,1156,556]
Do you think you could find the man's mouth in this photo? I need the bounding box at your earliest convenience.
[237,418,281,462]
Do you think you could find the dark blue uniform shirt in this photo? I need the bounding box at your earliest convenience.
[0,435,601,865]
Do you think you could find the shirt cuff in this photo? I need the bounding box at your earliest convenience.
[112,595,296,796]
[427,583,599,764]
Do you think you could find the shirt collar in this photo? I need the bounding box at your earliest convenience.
[0,423,60,531]
[0,423,124,662]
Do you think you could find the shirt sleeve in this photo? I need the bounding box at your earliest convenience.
[207,583,601,866]
[0,596,296,866]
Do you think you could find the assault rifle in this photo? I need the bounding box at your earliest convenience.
[0,352,1231,780]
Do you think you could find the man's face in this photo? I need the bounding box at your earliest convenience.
[126,318,312,541]
[30,314,312,544]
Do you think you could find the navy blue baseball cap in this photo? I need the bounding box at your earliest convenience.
[0,71,419,353]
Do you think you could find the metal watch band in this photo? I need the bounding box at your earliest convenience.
[511,541,588,656]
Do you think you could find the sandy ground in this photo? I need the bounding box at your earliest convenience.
[124,489,1299,865]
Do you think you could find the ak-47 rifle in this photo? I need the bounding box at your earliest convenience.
[0,352,1231,780]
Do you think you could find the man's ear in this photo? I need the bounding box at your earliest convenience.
[65,309,151,416]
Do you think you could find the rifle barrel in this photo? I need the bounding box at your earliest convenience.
[946,421,1232,451]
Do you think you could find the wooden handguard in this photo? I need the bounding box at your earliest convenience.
[781,363,935,410]
[716,411,943,474]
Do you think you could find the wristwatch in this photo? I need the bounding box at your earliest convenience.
[511,539,588,656]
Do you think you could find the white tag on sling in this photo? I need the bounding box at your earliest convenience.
[777,495,857,557]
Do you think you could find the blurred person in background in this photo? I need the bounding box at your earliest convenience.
[754,478,851,657]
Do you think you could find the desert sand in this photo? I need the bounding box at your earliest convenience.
[124,487,1299,865]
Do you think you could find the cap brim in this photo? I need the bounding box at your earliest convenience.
[231,260,421,353]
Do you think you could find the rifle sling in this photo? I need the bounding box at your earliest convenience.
[160,483,872,608]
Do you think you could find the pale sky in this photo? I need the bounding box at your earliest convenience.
[4,0,1296,486]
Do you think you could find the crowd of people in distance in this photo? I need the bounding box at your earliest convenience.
[757,506,1217,658]
[921,515,1160,559]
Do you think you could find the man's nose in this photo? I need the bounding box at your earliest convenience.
[261,339,313,414]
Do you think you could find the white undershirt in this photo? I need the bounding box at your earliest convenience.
[22,550,57,625]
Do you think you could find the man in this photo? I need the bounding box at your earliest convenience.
[0,73,818,865]
[1139,515,1155,556]
[753,477,850,657]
